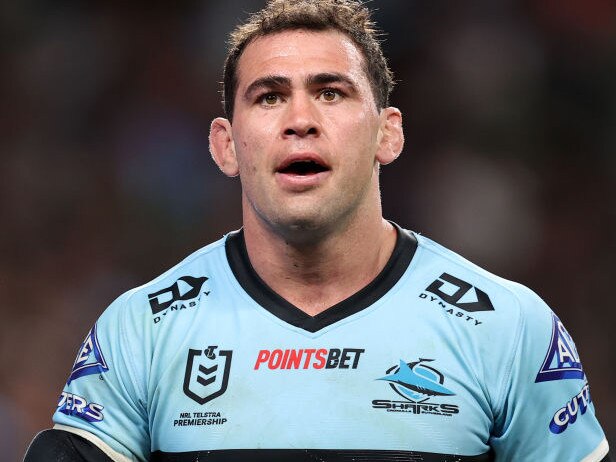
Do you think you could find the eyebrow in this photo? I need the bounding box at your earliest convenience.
[243,75,291,101]
[243,72,358,101]
[305,72,357,91]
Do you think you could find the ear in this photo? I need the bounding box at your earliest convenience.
[209,117,239,177]
[375,107,404,166]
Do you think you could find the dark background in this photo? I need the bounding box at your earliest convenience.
[2,0,614,459]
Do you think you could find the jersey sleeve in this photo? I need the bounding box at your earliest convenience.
[52,291,151,461]
[490,287,609,461]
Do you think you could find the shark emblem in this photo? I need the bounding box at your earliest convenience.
[378,359,454,402]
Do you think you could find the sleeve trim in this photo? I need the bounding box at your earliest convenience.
[52,424,134,462]
[581,438,609,462]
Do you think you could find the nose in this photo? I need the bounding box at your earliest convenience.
[282,95,320,138]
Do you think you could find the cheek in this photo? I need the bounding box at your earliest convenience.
[338,119,379,159]
[234,136,265,177]
[331,106,377,137]
[235,117,276,152]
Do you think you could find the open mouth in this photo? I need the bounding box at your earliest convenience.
[277,159,329,176]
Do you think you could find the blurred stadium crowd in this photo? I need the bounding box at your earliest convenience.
[1,0,615,458]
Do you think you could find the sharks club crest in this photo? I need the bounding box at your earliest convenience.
[372,358,459,416]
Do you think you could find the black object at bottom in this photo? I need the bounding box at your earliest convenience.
[23,429,112,462]
[151,448,494,462]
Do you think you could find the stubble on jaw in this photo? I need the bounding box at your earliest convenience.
[243,162,381,250]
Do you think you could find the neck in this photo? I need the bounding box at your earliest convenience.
[243,211,397,316]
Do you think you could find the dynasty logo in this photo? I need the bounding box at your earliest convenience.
[147,275,209,324]
[419,273,494,327]
[372,358,459,416]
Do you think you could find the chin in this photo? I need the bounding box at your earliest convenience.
[265,212,324,240]
[268,210,347,246]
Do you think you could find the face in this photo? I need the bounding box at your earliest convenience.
[210,29,402,241]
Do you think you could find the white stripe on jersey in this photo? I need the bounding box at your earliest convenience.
[580,438,609,462]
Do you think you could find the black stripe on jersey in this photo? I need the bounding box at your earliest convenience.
[225,222,417,333]
[24,430,113,462]
[151,448,493,462]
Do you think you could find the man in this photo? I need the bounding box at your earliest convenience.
[24,0,610,461]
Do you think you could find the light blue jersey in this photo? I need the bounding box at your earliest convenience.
[52,225,609,461]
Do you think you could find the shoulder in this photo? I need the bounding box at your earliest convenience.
[97,233,232,331]
[58,233,235,430]
[408,231,558,393]
[412,231,552,327]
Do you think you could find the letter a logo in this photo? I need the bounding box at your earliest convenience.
[67,323,109,384]
[535,313,584,383]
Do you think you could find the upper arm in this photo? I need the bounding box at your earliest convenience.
[490,290,609,461]
[51,292,151,461]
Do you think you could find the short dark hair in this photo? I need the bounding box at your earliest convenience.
[222,0,394,120]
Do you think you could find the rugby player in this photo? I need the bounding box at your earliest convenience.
[24,1,611,460]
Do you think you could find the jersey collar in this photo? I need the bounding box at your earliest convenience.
[225,222,417,332]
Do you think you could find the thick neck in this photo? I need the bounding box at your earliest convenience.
[242,208,397,316]
[224,222,417,332]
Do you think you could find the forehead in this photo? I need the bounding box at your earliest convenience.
[236,29,369,89]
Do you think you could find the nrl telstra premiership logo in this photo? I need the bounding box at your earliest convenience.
[183,346,233,405]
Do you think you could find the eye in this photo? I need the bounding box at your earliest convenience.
[319,89,341,102]
[260,93,280,106]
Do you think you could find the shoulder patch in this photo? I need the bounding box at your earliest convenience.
[67,323,109,385]
[535,313,584,382]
